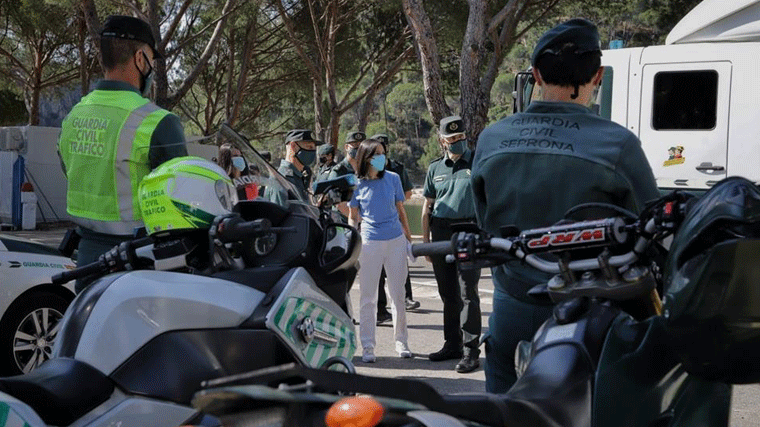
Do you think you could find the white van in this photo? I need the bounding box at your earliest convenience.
[514,0,760,191]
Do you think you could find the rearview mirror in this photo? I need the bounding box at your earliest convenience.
[320,223,360,274]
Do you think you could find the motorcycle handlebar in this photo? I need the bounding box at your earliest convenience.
[411,241,454,257]
[51,236,155,285]
[52,258,107,285]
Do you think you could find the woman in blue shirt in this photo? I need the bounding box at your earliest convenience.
[349,139,413,362]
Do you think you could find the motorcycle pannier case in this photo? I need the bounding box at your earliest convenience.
[663,176,760,384]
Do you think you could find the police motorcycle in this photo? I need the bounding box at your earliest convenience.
[165,176,760,427]
[0,126,361,427]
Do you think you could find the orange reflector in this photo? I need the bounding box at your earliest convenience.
[325,396,384,427]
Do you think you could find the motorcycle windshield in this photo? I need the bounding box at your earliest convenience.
[214,124,304,206]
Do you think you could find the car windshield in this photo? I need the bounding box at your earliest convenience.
[215,124,303,207]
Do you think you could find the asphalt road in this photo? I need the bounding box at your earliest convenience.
[6,228,760,426]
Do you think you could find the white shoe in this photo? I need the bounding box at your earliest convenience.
[396,342,413,358]
[362,347,376,363]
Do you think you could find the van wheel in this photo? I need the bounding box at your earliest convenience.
[0,292,70,376]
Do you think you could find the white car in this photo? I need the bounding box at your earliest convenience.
[0,235,76,375]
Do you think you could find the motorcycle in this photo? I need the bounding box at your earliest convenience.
[178,176,760,427]
[0,125,361,427]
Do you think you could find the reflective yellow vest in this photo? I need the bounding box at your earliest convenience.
[59,89,170,235]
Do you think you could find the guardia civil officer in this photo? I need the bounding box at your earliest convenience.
[372,134,420,324]
[330,131,365,218]
[276,129,319,202]
[471,18,660,392]
[314,143,338,184]
[58,15,187,293]
[331,131,365,177]
[422,116,482,373]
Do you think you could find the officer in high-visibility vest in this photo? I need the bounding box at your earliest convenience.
[58,15,187,292]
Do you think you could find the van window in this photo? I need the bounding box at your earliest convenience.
[652,70,718,130]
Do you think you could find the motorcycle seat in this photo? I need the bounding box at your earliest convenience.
[0,358,114,426]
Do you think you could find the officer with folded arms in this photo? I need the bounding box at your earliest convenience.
[58,15,187,293]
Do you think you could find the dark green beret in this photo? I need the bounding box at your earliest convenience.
[345,131,366,144]
[439,116,464,137]
[531,18,601,66]
[285,129,322,145]
[318,144,335,156]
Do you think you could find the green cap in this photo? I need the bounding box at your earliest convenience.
[370,134,390,147]
[345,131,366,144]
[318,144,335,156]
[285,129,322,145]
[439,116,464,137]
[531,18,601,66]
[101,15,163,59]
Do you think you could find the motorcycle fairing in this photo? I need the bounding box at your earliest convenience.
[55,270,265,375]
[111,329,296,404]
[593,315,731,427]
[502,300,620,427]
[0,396,46,427]
[264,268,356,367]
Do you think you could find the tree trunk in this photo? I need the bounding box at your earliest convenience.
[29,51,42,125]
[79,0,103,71]
[357,84,378,132]
[313,80,325,141]
[401,0,450,126]
[227,18,258,126]
[77,8,90,95]
[460,0,489,147]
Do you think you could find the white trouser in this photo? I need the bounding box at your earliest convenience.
[358,234,409,350]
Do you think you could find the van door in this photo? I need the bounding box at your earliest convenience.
[638,62,731,190]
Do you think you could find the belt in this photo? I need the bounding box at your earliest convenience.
[430,216,476,227]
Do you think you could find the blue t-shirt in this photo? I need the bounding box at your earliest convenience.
[349,171,405,241]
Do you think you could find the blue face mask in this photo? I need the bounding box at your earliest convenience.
[232,156,246,171]
[370,154,386,172]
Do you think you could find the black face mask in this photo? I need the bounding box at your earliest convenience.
[135,51,154,97]
[319,156,330,165]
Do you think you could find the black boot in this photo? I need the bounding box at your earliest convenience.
[455,346,480,373]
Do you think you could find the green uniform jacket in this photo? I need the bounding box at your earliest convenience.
[329,158,355,179]
[388,159,413,193]
[314,161,337,184]
[59,80,186,236]
[277,159,311,201]
[424,150,476,219]
[472,101,660,302]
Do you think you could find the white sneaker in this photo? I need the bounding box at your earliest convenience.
[362,347,376,363]
[396,342,413,358]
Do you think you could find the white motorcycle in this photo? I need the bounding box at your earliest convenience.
[0,128,359,427]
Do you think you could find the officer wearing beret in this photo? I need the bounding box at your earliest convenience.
[275,129,319,203]
[371,133,421,323]
[471,18,660,392]
[330,131,365,217]
[422,115,482,373]
[58,15,187,293]
[331,131,365,178]
[315,143,338,184]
